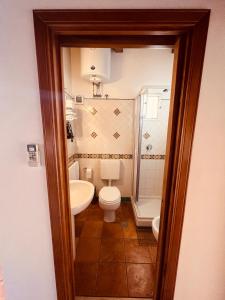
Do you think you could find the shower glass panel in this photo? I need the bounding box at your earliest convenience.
[132,87,170,226]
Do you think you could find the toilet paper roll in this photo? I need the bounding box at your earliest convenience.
[85,168,92,179]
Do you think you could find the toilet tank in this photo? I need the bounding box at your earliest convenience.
[69,161,79,180]
[100,159,120,180]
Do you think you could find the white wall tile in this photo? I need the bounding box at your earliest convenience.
[78,158,133,196]
[74,99,134,154]
[138,100,169,198]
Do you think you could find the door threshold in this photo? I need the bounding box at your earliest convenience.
[76,297,152,300]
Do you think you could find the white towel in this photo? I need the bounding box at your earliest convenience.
[66,114,77,121]
[66,107,77,121]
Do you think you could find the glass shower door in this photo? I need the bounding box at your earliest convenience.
[134,87,170,221]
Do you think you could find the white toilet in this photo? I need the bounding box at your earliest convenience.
[99,159,121,222]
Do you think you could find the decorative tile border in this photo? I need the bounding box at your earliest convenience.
[68,155,75,166]
[141,154,165,160]
[77,153,133,159]
[69,153,165,165]
[68,153,133,165]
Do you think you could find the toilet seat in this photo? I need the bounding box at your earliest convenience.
[99,186,121,222]
[99,186,121,204]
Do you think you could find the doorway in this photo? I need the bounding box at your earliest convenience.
[61,47,174,298]
[33,9,210,300]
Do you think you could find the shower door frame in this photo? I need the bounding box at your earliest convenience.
[134,86,171,226]
[33,9,210,300]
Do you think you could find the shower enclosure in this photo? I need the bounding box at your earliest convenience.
[132,86,171,226]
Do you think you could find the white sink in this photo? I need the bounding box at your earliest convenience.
[69,180,94,215]
[152,216,160,241]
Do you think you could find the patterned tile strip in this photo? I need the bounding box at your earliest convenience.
[68,155,74,165]
[68,153,165,165]
[78,153,133,159]
[141,154,165,160]
[68,153,132,165]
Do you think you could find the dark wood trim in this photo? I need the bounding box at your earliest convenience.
[112,48,124,53]
[59,35,176,48]
[33,14,75,300]
[33,9,210,300]
[155,35,190,299]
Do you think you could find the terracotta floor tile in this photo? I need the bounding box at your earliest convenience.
[95,263,128,297]
[76,209,88,222]
[102,222,124,239]
[149,245,158,263]
[152,263,157,277]
[137,228,156,243]
[127,263,155,298]
[74,201,156,298]
[125,239,152,263]
[117,205,123,214]
[114,208,123,222]
[121,203,134,220]
[122,220,138,239]
[137,239,156,246]
[88,203,99,209]
[86,207,104,221]
[75,220,85,237]
[75,262,98,296]
[76,238,101,262]
[80,221,103,238]
[100,239,125,262]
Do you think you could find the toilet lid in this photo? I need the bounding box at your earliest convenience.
[99,186,121,203]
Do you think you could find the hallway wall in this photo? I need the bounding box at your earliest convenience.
[0,1,225,300]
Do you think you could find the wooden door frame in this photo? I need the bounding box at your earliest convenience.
[33,9,210,300]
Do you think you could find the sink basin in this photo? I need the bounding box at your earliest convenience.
[69,180,94,215]
[152,216,160,241]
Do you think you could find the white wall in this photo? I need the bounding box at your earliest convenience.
[62,48,72,93]
[71,48,173,98]
[0,1,225,300]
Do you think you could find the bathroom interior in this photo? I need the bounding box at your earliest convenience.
[61,46,173,298]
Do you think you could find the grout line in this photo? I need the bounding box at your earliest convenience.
[94,261,100,296]
[125,257,129,297]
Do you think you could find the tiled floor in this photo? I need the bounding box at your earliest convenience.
[74,202,157,298]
